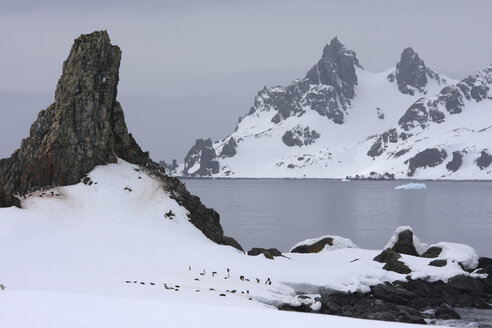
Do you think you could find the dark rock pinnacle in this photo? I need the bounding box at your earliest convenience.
[0,31,242,250]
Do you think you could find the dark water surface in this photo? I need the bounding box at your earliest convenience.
[182,179,492,256]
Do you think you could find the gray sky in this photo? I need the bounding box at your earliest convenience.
[1,0,491,163]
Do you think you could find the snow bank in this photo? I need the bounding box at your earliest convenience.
[394,183,427,190]
[428,242,479,270]
[384,226,428,255]
[290,235,358,253]
[0,290,437,328]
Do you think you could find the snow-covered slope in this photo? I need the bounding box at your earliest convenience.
[177,38,492,179]
[0,161,476,327]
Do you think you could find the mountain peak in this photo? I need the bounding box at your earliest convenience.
[304,38,361,111]
[394,46,429,95]
[322,36,346,56]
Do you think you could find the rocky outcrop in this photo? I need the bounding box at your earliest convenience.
[247,247,282,260]
[183,138,220,176]
[346,172,395,180]
[476,149,492,169]
[0,187,21,208]
[0,31,139,194]
[291,237,335,254]
[388,228,419,256]
[305,37,361,109]
[446,151,463,172]
[394,48,429,95]
[0,31,241,249]
[406,148,447,176]
[373,249,411,274]
[219,137,237,157]
[282,126,320,147]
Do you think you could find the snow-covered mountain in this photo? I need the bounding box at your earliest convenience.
[177,38,492,179]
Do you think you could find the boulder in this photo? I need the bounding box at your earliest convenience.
[373,249,411,274]
[291,235,357,254]
[421,246,443,258]
[374,248,401,263]
[247,247,282,259]
[429,259,447,267]
[385,227,421,256]
[434,303,461,320]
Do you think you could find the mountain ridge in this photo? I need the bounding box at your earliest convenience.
[175,37,490,179]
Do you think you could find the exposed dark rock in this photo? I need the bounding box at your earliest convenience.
[305,37,361,110]
[282,126,320,147]
[247,247,282,259]
[0,31,138,194]
[476,149,492,169]
[281,270,492,325]
[389,228,419,256]
[395,48,428,95]
[219,138,237,157]
[447,275,485,292]
[221,236,244,252]
[429,259,447,267]
[407,148,447,176]
[291,237,334,254]
[446,151,463,172]
[367,128,398,157]
[0,31,241,250]
[421,246,443,258]
[346,172,395,180]
[183,138,219,176]
[398,100,429,131]
[440,85,464,114]
[383,261,411,274]
[478,257,492,268]
[374,248,401,263]
[0,187,21,208]
[376,107,385,120]
[435,303,461,320]
[159,159,178,173]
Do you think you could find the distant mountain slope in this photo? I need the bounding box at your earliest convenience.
[175,38,492,179]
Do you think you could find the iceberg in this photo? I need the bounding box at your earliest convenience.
[394,183,427,190]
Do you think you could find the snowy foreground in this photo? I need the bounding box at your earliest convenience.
[0,161,479,327]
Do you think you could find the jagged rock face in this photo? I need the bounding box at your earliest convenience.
[305,37,361,108]
[282,125,320,147]
[0,31,242,250]
[395,48,428,95]
[407,148,447,176]
[245,37,360,126]
[220,137,237,157]
[183,138,219,176]
[0,31,136,194]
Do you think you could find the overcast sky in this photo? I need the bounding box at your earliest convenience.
[1,0,491,162]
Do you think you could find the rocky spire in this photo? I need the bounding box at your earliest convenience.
[0,31,143,194]
[305,37,362,109]
[394,47,428,95]
[0,31,242,251]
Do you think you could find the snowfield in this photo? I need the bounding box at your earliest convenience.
[0,161,477,327]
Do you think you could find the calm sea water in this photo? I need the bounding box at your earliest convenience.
[182,179,492,257]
